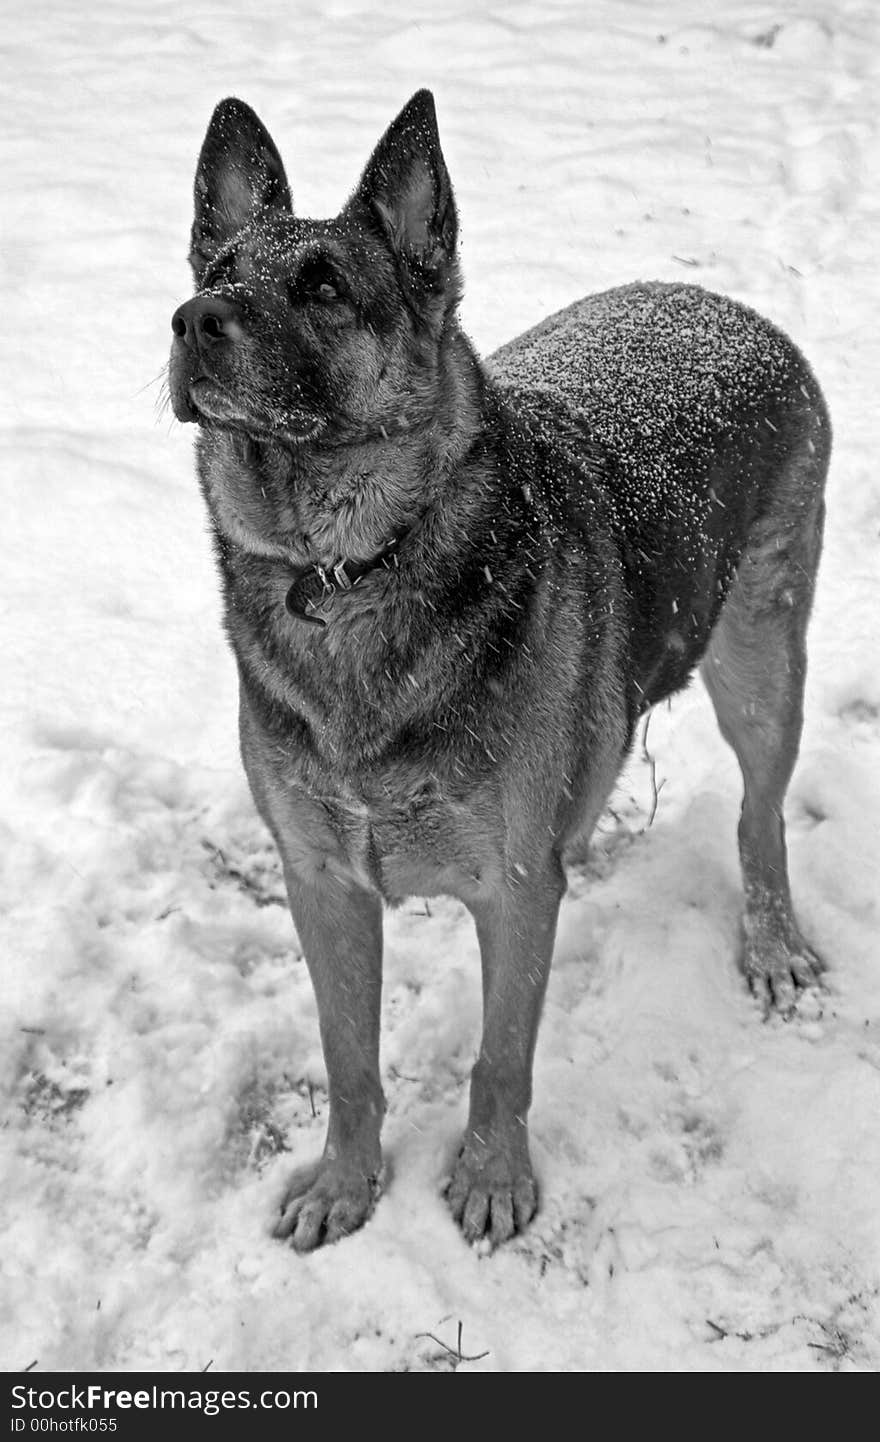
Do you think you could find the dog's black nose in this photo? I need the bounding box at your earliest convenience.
[171,294,244,351]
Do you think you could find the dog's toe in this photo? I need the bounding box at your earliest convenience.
[290,1198,330,1254]
[272,1197,305,1241]
[488,1192,514,1246]
[512,1174,539,1232]
[461,1189,490,1243]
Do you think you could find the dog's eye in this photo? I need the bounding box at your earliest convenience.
[291,259,346,306]
[201,256,234,290]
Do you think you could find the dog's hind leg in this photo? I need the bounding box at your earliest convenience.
[701,454,826,1016]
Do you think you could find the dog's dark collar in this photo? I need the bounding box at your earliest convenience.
[285,531,405,627]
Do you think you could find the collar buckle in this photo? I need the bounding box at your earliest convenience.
[285,523,414,629]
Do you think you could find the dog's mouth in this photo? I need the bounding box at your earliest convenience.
[187,375,241,422]
[180,376,326,446]
[168,324,330,445]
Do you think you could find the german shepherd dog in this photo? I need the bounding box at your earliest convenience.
[169,91,830,1251]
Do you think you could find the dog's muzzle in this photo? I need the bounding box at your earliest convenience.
[169,294,245,422]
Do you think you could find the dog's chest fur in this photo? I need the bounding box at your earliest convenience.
[205,388,626,901]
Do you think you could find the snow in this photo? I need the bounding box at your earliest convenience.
[2,0,879,1372]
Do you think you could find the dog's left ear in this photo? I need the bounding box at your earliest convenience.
[346,90,458,309]
[190,98,292,283]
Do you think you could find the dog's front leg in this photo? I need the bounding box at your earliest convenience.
[240,703,386,1251]
[272,866,385,1251]
[448,856,565,1247]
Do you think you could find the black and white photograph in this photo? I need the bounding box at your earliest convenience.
[2,0,879,1378]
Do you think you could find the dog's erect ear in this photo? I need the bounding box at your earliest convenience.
[346,90,458,308]
[189,98,292,282]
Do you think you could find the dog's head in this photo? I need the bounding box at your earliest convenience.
[169,91,461,446]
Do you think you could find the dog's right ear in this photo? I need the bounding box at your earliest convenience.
[189,98,292,284]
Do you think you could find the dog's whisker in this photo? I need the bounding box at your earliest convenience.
[136,364,170,400]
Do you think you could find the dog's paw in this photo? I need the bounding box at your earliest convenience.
[744,925,825,1019]
[444,1144,538,1249]
[273,1159,384,1252]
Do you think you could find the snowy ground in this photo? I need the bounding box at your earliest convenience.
[2,0,879,1373]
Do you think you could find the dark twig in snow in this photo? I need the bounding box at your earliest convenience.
[640,712,666,829]
[415,1319,489,1367]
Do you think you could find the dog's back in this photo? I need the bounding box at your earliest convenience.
[491,281,831,710]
